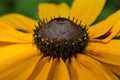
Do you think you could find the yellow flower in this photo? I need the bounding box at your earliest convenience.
[0,0,120,80]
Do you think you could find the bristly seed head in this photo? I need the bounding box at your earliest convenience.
[34,17,89,61]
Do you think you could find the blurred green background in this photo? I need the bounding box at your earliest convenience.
[0,0,120,22]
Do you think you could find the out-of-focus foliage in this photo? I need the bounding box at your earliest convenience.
[0,0,73,20]
[95,0,120,23]
[0,0,120,22]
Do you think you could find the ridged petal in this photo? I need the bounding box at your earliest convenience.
[66,56,95,80]
[0,55,40,80]
[77,54,119,80]
[103,63,120,76]
[0,28,33,43]
[0,20,15,29]
[0,42,16,47]
[34,57,53,80]
[0,14,37,33]
[39,3,70,22]
[50,58,70,80]
[27,56,51,80]
[70,0,106,25]
[116,20,120,37]
[0,43,39,73]
[14,56,40,80]
[85,40,120,65]
[88,10,120,41]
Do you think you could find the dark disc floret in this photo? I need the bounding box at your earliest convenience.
[34,17,89,61]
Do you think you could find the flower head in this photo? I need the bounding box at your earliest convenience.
[0,0,120,80]
[34,17,89,61]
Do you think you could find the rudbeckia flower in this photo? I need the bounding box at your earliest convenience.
[0,0,120,80]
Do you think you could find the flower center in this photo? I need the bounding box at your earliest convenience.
[34,18,88,61]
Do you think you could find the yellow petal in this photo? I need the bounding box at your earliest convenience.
[34,57,53,80]
[101,20,120,42]
[27,56,51,80]
[70,0,106,25]
[0,28,33,43]
[57,3,70,18]
[46,57,57,80]
[0,43,39,73]
[0,20,16,29]
[90,19,120,43]
[103,63,120,76]
[39,3,70,22]
[116,20,120,37]
[85,40,120,65]
[66,59,76,80]
[50,58,70,80]
[66,56,95,80]
[0,55,40,80]
[0,13,37,33]
[89,10,120,39]
[14,56,41,80]
[77,54,119,80]
[0,42,15,47]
